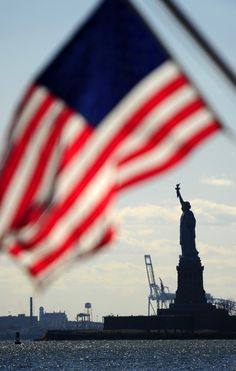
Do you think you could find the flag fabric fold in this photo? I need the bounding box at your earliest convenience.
[0,0,221,284]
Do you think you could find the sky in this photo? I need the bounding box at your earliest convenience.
[0,0,235,321]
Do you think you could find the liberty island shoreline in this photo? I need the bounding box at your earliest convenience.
[41,329,236,341]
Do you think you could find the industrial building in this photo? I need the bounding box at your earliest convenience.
[39,307,68,330]
[0,298,40,340]
[0,314,38,330]
[0,298,102,339]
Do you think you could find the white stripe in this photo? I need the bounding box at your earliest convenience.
[35,112,89,203]
[30,210,114,285]
[76,209,114,257]
[117,108,214,185]
[115,84,197,161]
[11,161,115,266]
[61,113,89,146]
[34,141,60,204]
[54,61,180,202]
[0,99,64,235]
[11,87,48,142]
[42,207,114,281]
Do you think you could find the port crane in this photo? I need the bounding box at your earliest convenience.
[144,254,175,315]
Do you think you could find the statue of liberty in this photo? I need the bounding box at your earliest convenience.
[175,184,198,259]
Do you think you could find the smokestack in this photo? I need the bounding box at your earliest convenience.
[30,297,33,317]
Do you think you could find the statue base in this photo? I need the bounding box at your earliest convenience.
[174,255,207,306]
[158,255,227,318]
[157,255,228,328]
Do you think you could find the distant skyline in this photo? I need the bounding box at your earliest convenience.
[0,0,235,321]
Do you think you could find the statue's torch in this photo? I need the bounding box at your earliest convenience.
[175,183,180,198]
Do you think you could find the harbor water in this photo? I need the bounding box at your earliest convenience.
[0,340,235,370]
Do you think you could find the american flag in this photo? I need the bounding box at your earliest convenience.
[0,0,221,284]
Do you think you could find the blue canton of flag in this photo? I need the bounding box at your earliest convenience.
[0,0,220,284]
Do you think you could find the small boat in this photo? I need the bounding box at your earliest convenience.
[15,331,21,344]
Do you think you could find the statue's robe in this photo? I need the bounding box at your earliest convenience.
[180,210,198,258]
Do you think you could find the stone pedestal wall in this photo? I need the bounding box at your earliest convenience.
[174,256,207,305]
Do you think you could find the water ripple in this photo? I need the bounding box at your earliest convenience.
[0,340,235,370]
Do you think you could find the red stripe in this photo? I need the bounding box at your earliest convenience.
[15,85,37,119]
[10,223,115,258]
[91,225,115,252]
[118,99,205,166]
[11,107,74,228]
[28,187,115,276]
[8,244,20,257]
[79,225,115,258]
[117,121,220,190]
[0,93,55,202]
[21,74,188,247]
[58,125,94,172]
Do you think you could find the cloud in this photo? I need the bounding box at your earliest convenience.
[136,228,154,237]
[201,176,234,187]
[192,199,236,225]
[119,231,177,253]
[117,204,178,225]
[199,242,236,260]
[117,199,236,229]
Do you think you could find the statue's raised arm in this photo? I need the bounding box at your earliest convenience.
[175,184,184,207]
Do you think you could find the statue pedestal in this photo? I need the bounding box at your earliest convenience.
[167,255,215,315]
[162,256,215,315]
[174,255,207,306]
[159,255,226,318]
